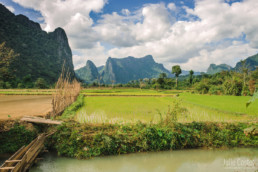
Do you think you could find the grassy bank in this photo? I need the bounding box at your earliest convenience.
[0,123,37,153]
[48,121,258,159]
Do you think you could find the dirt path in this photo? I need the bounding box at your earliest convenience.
[0,95,52,120]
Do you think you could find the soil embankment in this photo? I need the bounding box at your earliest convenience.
[0,95,52,120]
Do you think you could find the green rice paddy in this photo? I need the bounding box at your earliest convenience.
[76,89,257,123]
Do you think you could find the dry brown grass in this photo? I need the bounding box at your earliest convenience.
[50,66,81,118]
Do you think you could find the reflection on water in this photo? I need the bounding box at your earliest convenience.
[29,148,257,172]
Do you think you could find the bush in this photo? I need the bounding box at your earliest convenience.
[49,122,258,159]
[195,82,210,94]
[241,85,250,96]
[35,78,48,89]
[0,80,4,88]
[223,77,242,96]
[17,83,25,88]
[209,85,223,95]
[0,124,37,153]
[5,82,12,89]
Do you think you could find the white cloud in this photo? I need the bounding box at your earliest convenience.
[106,0,258,71]
[6,5,15,12]
[93,3,174,47]
[0,2,15,12]
[13,0,106,49]
[167,3,176,11]
[121,9,130,16]
[73,42,107,69]
[181,42,258,72]
[13,0,258,72]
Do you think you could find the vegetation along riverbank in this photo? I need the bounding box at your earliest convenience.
[46,121,257,159]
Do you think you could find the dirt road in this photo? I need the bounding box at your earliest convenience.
[0,95,52,120]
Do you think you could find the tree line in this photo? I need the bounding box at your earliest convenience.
[1,41,257,94]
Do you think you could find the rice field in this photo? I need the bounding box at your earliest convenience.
[180,93,258,116]
[1,88,256,123]
[75,90,257,123]
[81,88,185,96]
[0,89,55,95]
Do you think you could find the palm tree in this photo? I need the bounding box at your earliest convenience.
[172,65,182,88]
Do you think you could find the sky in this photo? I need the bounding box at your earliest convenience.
[1,0,258,72]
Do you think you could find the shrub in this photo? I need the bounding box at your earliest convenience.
[35,78,48,89]
[0,124,37,153]
[195,81,210,94]
[49,122,258,159]
[248,79,255,95]
[0,80,4,88]
[160,99,188,124]
[17,83,24,88]
[223,77,242,96]
[209,85,223,95]
[241,85,250,96]
[5,82,12,89]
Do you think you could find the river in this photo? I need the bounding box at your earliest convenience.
[27,148,257,172]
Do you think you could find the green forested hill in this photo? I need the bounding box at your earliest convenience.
[207,64,233,74]
[234,53,258,71]
[102,55,172,84]
[75,60,100,83]
[76,55,172,84]
[0,4,74,86]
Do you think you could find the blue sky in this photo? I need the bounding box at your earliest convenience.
[0,0,196,23]
[0,0,257,71]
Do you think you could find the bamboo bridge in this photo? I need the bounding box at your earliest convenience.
[0,116,62,172]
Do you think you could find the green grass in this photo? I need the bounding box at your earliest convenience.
[0,89,54,95]
[81,88,185,96]
[59,94,85,120]
[76,96,173,123]
[180,93,258,116]
[75,95,256,124]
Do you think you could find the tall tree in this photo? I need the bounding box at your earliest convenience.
[172,65,182,88]
[159,73,167,79]
[0,42,19,82]
[189,70,194,85]
[239,60,249,86]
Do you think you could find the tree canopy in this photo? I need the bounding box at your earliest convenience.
[172,65,182,77]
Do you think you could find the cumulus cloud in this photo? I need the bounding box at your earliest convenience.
[73,42,107,69]
[6,5,15,12]
[167,3,176,11]
[13,0,258,71]
[121,9,130,16]
[0,2,15,13]
[93,3,174,47]
[13,0,106,49]
[181,42,258,71]
[107,0,258,71]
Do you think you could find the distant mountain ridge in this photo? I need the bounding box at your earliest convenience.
[234,53,258,72]
[75,55,172,84]
[207,64,233,74]
[206,53,258,74]
[0,4,74,84]
[75,60,100,83]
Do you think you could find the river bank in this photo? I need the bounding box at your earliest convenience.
[46,121,257,159]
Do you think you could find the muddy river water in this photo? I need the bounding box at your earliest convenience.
[27,148,258,172]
